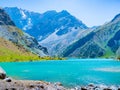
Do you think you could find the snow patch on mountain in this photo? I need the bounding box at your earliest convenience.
[20,9,27,19]
[38,36,43,41]
[23,18,32,30]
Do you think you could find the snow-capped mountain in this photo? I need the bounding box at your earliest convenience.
[4,7,88,41]
[3,7,120,58]
[4,7,89,56]
[28,10,88,41]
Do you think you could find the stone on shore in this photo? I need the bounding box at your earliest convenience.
[0,80,66,90]
[4,77,12,82]
[0,66,6,79]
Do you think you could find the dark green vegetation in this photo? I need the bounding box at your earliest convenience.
[62,14,120,58]
[62,32,96,57]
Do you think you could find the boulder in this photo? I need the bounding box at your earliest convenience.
[118,88,120,90]
[88,83,94,87]
[55,82,62,86]
[103,88,112,90]
[0,66,6,79]
[81,87,87,90]
[4,77,12,82]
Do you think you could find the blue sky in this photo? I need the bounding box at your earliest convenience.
[0,0,120,27]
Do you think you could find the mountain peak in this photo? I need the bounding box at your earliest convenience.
[59,10,70,16]
[60,10,70,14]
[111,13,120,22]
[43,10,57,15]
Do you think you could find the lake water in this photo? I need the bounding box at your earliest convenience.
[0,59,120,87]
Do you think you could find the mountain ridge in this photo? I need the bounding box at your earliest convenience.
[4,7,88,41]
[4,7,120,58]
[4,7,89,56]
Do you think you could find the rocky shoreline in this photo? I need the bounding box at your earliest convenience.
[0,66,120,90]
[0,79,66,90]
[71,84,120,90]
[1,79,120,90]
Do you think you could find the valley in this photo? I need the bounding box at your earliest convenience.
[4,7,120,59]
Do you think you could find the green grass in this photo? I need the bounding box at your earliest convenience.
[101,47,115,58]
[0,38,64,62]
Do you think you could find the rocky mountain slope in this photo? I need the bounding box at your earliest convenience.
[28,10,88,41]
[4,7,89,56]
[40,29,92,56]
[0,8,48,61]
[62,14,120,58]
[4,7,120,58]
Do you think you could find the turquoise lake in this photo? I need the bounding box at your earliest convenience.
[0,59,120,87]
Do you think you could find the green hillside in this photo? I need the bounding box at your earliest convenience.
[0,37,40,62]
[62,14,120,58]
[0,38,64,62]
